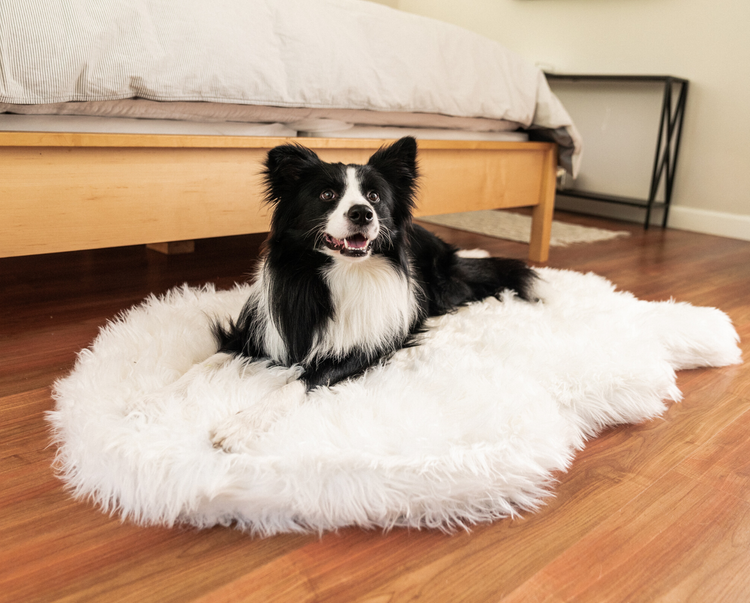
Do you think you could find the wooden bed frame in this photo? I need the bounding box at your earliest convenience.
[0,133,557,262]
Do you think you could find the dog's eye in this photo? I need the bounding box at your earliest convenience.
[367,191,380,203]
[320,189,337,201]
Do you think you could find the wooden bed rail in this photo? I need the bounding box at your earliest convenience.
[0,133,556,262]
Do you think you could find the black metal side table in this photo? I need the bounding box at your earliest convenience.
[545,74,689,229]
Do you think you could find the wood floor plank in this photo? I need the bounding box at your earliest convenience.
[1,497,313,603]
[676,405,750,503]
[501,469,750,602]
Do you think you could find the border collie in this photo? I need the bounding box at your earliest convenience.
[210,137,537,451]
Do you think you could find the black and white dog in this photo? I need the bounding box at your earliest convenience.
[210,137,537,451]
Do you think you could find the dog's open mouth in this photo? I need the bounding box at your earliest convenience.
[324,233,372,257]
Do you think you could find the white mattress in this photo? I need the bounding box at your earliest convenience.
[0,114,298,137]
[0,99,520,134]
[0,112,529,143]
[299,125,528,142]
[0,113,527,142]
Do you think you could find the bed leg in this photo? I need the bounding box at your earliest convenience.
[146,240,196,255]
[528,146,557,264]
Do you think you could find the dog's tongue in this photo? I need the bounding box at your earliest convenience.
[345,234,368,249]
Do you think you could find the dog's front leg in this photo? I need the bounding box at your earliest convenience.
[210,379,307,453]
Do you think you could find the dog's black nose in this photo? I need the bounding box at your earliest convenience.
[347,204,374,226]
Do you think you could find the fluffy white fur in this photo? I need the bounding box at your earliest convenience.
[47,268,741,536]
[319,255,420,360]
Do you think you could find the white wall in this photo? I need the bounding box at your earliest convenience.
[376,0,750,238]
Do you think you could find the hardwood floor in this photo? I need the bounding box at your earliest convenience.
[1,210,748,602]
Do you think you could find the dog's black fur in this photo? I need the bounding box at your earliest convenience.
[215,137,537,390]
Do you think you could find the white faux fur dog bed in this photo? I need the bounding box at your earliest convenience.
[48,268,741,535]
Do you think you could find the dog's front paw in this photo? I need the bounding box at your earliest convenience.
[210,411,264,454]
[210,380,307,453]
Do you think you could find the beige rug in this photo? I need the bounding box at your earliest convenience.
[419,210,630,247]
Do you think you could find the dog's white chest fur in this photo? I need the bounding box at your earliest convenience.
[316,255,419,360]
[250,255,419,364]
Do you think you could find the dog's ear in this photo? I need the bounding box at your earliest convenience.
[263,144,321,202]
[367,136,418,184]
[368,137,419,219]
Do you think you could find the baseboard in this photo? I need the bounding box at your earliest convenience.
[555,195,652,226]
[556,195,750,242]
[668,206,750,242]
